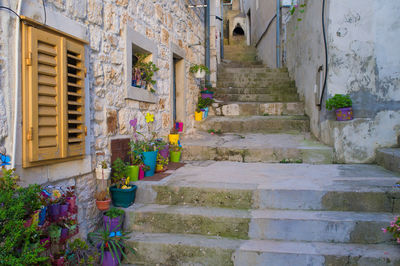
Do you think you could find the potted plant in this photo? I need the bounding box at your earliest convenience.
[326,94,353,121]
[175,121,183,132]
[135,53,160,93]
[200,83,215,99]
[195,107,203,121]
[96,161,112,180]
[95,190,111,211]
[66,238,98,265]
[189,64,210,79]
[168,127,180,144]
[88,226,135,266]
[170,143,183,163]
[139,164,150,180]
[198,97,213,119]
[156,153,169,173]
[155,138,169,160]
[110,158,138,208]
[103,208,125,232]
[127,146,142,182]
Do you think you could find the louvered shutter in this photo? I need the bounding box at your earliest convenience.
[23,26,63,163]
[63,39,86,157]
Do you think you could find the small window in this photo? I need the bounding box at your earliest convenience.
[21,18,87,168]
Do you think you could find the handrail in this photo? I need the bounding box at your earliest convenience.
[255,13,277,48]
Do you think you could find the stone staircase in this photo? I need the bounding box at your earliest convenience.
[123,162,400,265]
[121,45,400,265]
[182,45,333,164]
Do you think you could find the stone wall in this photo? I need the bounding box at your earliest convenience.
[0,0,207,236]
[285,0,400,163]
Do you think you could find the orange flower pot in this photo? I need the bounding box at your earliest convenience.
[96,199,111,211]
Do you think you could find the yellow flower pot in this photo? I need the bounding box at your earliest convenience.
[168,134,179,145]
[156,164,164,172]
[195,111,203,121]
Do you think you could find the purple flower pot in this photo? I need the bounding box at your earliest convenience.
[102,250,122,266]
[201,91,214,99]
[103,215,123,232]
[60,203,69,217]
[48,203,60,221]
[158,145,170,160]
[60,228,69,242]
[335,107,353,121]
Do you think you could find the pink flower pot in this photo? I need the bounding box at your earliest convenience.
[139,167,145,180]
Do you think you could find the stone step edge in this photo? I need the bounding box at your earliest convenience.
[125,233,400,262]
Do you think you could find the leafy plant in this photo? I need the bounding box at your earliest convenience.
[325,94,352,110]
[170,144,183,152]
[279,158,303,164]
[0,169,48,265]
[382,216,400,244]
[66,238,97,266]
[189,64,210,74]
[104,208,125,219]
[156,154,169,166]
[88,225,135,265]
[112,158,128,188]
[95,190,109,201]
[198,97,214,109]
[135,53,159,93]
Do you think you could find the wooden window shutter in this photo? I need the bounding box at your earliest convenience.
[22,25,63,166]
[63,39,86,157]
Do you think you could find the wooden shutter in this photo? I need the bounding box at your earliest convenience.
[63,39,86,157]
[23,26,63,165]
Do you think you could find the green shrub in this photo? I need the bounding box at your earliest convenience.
[198,97,214,109]
[0,169,48,265]
[325,94,352,110]
[104,208,125,219]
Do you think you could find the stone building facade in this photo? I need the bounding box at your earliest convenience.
[0,0,211,235]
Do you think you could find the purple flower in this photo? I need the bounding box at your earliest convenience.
[130,119,137,128]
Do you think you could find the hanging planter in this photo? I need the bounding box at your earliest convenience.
[200,91,214,99]
[189,64,210,79]
[194,69,206,79]
[96,166,111,180]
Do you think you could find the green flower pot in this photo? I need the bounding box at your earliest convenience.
[126,165,139,182]
[110,185,137,208]
[170,151,182,163]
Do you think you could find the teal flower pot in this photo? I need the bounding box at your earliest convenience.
[110,185,137,208]
[142,150,158,177]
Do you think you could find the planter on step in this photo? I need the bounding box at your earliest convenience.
[102,250,122,266]
[109,185,137,208]
[138,166,145,180]
[195,111,202,121]
[158,145,170,160]
[96,199,111,211]
[201,91,214,99]
[201,107,209,118]
[168,134,179,144]
[335,107,353,121]
[141,150,158,177]
[175,122,183,132]
[103,215,123,232]
[126,165,139,182]
[170,151,182,163]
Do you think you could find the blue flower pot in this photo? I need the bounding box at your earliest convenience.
[142,150,158,177]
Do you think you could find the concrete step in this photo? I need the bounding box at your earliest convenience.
[220,60,264,68]
[134,162,400,212]
[219,66,288,73]
[218,72,291,79]
[215,93,299,102]
[124,233,400,265]
[217,79,294,88]
[126,204,394,244]
[215,86,297,95]
[195,115,310,133]
[181,132,332,163]
[210,102,304,116]
[377,148,400,174]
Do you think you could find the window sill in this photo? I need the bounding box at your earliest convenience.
[126,86,157,103]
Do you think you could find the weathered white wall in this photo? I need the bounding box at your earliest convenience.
[244,0,277,67]
[286,0,400,163]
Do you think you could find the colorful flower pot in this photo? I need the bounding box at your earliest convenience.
[103,215,123,232]
[39,206,47,225]
[139,167,145,180]
[60,203,69,217]
[195,111,202,121]
[48,203,61,222]
[168,134,179,145]
[142,150,158,177]
[335,107,353,121]
[96,167,111,180]
[102,250,122,266]
[126,165,139,182]
[175,122,183,132]
[110,185,137,208]
[201,91,214,99]
[159,145,170,160]
[170,151,182,163]
[96,199,111,211]
[203,107,209,118]
[155,164,165,172]
[60,228,69,242]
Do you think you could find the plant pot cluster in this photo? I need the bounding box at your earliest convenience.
[196,87,214,121]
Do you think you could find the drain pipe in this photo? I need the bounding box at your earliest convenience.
[11,0,22,169]
[205,0,210,83]
[220,2,224,59]
[276,0,280,68]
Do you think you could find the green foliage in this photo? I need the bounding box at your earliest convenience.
[383,216,400,244]
[112,158,127,187]
[135,53,159,92]
[170,144,183,152]
[104,208,125,219]
[325,94,352,110]
[88,226,135,265]
[0,169,48,265]
[66,238,97,266]
[189,64,210,74]
[279,158,303,164]
[156,154,168,166]
[198,97,214,109]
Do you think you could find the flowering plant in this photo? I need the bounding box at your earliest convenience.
[382,216,400,244]
[170,141,183,152]
[129,114,157,154]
